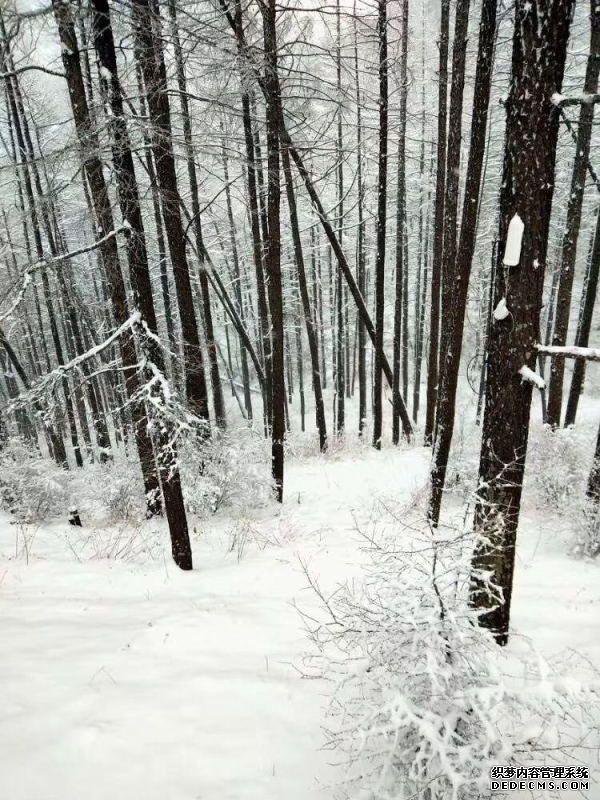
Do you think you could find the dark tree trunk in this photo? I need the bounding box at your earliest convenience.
[546,0,600,427]
[424,0,450,445]
[373,0,388,450]
[565,205,600,425]
[236,2,271,433]
[282,145,327,451]
[133,0,210,429]
[167,0,225,427]
[354,13,367,436]
[587,418,600,504]
[71,0,194,567]
[429,0,497,526]
[470,0,574,645]
[439,0,470,362]
[392,0,409,445]
[335,0,345,435]
[221,137,253,421]
[220,0,413,439]
[262,0,285,501]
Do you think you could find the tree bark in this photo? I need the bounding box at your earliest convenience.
[424,0,450,445]
[282,145,327,451]
[373,0,388,450]
[564,205,600,425]
[546,0,600,427]
[392,0,409,445]
[262,0,285,501]
[429,0,497,525]
[133,0,210,428]
[167,0,225,427]
[470,0,574,645]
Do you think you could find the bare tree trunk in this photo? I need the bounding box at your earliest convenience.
[235,1,271,431]
[392,0,409,445]
[439,0,470,361]
[470,0,574,644]
[335,0,345,434]
[282,145,327,451]
[373,0,388,450]
[167,0,225,428]
[565,205,600,425]
[353,10,367,436]
[220,0,413,438]
[262,0,285,501]
[546,0,600,427]
[133,0,210,429]
[424,0,450,445]
[429,0,497,525]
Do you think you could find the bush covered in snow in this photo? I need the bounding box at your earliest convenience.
[0,437,147,525]
[181,428,274,516]
[571,499,600,559]
[303,497,600,799]
[526,425,588,512]
[0,438,70,521]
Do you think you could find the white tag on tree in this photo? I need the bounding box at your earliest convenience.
[493,297,509,321]
[503,213,524,266]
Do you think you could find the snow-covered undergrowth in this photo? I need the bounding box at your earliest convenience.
[0,424,275,528]
[443,408,600,559]
[0,434,598,800]
[304,495,600,800]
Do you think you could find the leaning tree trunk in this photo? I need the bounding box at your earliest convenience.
[429,0,497,526]
[546,0,600,427]
[221,0,413,439]
[281,145,327,451]
[470,0,575,645]
[234,0,271,431]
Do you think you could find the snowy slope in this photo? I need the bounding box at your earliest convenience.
[1,445,598,800]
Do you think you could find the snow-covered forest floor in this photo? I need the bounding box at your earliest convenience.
[2,401,599,800]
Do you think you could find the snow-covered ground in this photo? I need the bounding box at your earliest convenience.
[1,444,598,800]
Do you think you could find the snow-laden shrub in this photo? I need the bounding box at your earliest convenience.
[0,437,148,525]
[181,430,273,516]
[303,498,600,800]
[527,425,588,511]
[64,522,162,562]
[77,452,147,524]
[0,437,70,521]
[570,499,600,559]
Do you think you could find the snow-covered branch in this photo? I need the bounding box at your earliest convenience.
[0,64,65,80]
[0,226,130,323]
[535,344,600,361]
[551,91,600,108]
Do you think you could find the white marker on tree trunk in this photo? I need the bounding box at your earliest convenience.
[503,213,524,266]
[493,297,509,320]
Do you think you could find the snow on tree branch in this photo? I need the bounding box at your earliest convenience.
[0,226,131,323]
[551,91,600,107]
[536,344,600,361]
